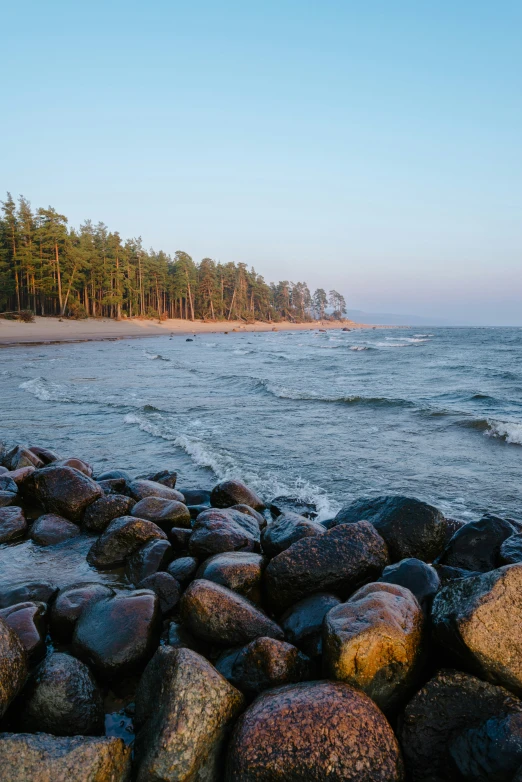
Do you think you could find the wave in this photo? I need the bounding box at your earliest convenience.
[19,377,75,403]
[458,416,522,445]
[143,351,170,361]
[256,379,415,409]
[349,346,375,351]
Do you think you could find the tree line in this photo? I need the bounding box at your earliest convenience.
[0,193,347,322]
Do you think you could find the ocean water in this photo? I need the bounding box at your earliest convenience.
[1,326,521,523]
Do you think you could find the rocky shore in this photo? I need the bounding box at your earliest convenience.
[1,442,522,780]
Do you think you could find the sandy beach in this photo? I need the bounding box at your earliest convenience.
[0,316,371,346]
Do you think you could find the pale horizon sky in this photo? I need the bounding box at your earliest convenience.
[3,1,521,325]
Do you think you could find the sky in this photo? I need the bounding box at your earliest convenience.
[2,1,521,325]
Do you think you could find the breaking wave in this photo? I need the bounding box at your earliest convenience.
[256,379,415,408]
[19,377,75,403]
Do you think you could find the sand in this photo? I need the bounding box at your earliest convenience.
[0,316,372,347]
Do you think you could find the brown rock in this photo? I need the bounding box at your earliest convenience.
[0,506,26,543]
[83,494,136,532]
[131,496,191,529]
[33,465,102,522]
[261,512,325,557]
[211,479,264,511]
[128,479,184,502]
[189,508,261,558]
[0,616,28,718]
[30,514,80,546]
[137,572,180,615]
[230,636,313,696]
[231,504,267,529]
[28,445,60,464]
[4,445,43,471]
[54,457,93,477]
[125,538,173,583]
[196,551,266,603]
[0,601,47,661]
[50,583,115,641]
[86,515,167,569]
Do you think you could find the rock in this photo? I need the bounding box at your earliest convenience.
[28,445,60,464]
[178,488,211,506]
[196,552,266,603]
[436,514,516,572]
[134,646,244,782]
[189,508,261,558]
[449,711,522,782]
[0,490,17,508]
[131,496,191,529]
[125,538,173,583]
[229,636,312,696]
[334,495,446,562]
[0,466,7,474]
[98,478,128,495]
[0,505,27,543]
[17,652,104,736]
[280,592,342,657]
[50,583,115,641]
[128,478,184,503]
[231,504,267,528]
[0,733,131,782]
[169,526,192,553]
[269,495,318,519]
[73,589,161,678]
[137,572,180,614]
[0,601,47,661]
[83,494,135,532]
[434,564,480,587]
[432,564,522,693]
[181,579,283,646]
[379,558,440,614]
[55,457,93,477]
[96,468,131,482]
[225,680,404,781]
[211,479,264,512]
[5,465,35,488]
[500,533,522,564]
[323,582,424,711]
[442,517,467,543]
[0,581,56,609]
[167,621,203,653]
[146,469,178,488]
[0,475,18,493]
[0,617,27,718]
[264,521,389,612]
[399,669,522,782]
[4,445,43,470]
[33,465,102,522]
[86,515,167,569]
[29,513,80,545]
[261,512,325,557]
[167,556,198,584]
[187,503,210,520]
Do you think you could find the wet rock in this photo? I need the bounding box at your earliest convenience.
[98,477,129,495]
[432,564,522,693]
[230,636,312,696]
[0,466,7,474]
[264,521,389,612]
[28,445,60,464]
[146,469,178,488]
[179,488,211,506]
[137,572,180,614]
[0,475,18,494]
[30,513,80,546]
[73,589,161,678]
[128,478,184,503]
[96,468,131,482]
[442,516,466,543]
[4,445,43,471]
[436,514,516,572]
[399,669,522,782]
[261,511,325,557]
[0,601,47,661]
[134,646,244,782]
[196,551,266,603]
[0,490,17,507]
[0,581,57,609]
[181,579,283,646]
[0,733,131,782]
[0,616,28,718]
[334,495,446,562]
[83,494,135,532]
[434,564,480,587]
[0,505,27,543]
[231,504,267,528]
[17,652,104,736]
[450,711,522,782]
[500,533,522,564]
[125,538,173,583]
[187,503,209,520]
[324,582,424,711]
[189,508,261,558]
[55,457,93,477]
[211,479,264,512]
[86,515,167,569]
[169,526,192,552]
[225,680,404,781]
[280,592,342,657]
[33,465,102,522]
[5,465,35,488]
[269,495,318,519]
[167,556,198,584]
[167,620,203,653]
[50,583,115,641]
[131,496,191,530]
[379,557,440,614]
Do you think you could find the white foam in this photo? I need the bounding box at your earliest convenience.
[19,377,74,403]
[485,420,522,446]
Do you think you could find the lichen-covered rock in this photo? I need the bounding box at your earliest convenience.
[0,616,27,718]
[0,505,27,543]
[211,479,264,511]
[379,557,440,614]
[0,601,47,660]
[323,582,424,710]
[261,512,325,557]
[189,508,261,559]
[229,636,313,696]
[196,551,266,603]
[180,579,283,646]
[131,496,191,530]
[125,539,173,583]
[436,514,516,572]
[87,516,167,569]
[0,733,131,782]
[32,465,102,522]
[225,680,404,781]
[281,592,342,657]
[264,521,389,612]
[30,514,80,546]
[128,479,184,503]
[83,494,135,532]
[50,583,115,641]
[134,646,244,782]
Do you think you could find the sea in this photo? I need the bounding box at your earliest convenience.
[1,326,521,524]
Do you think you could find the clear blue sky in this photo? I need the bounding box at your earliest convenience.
[3,1,521,324]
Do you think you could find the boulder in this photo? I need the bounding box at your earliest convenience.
[432,564,522,693]
[211,479,264,512]
[169,526,192,553]
[167,556,198,584]
[261,512,325,557]
[500,533,522,565]
[264,521,389,612]
[28,445,60,464]
[281,592,342,657]
[449,711,522,782]
[0,601,47,661]
[189,508,261,559]
[0,506,26,543]
[50,583,115,641]
[178,488,211,506]
[334,495,446,562]
[442,517,467,543]
[196,552,266,603]
[98,478,129,495]
[0,491,17,508]
[125,538,173,583]
[131,496,191,530]
[231,504,266,529]
[0,733,131,782]
[379,558,440,614]
[225,680,404,781]
[137,572,180,614]
[5,465,35,488]
[17,652,104,736]
[0,616,27,718]
[434,564,480,587]
[269,495,318,519]
[86,515,167,569]
[145,469,178,488]
[187,503,210,520]
[96,469,131,483]
[436,514,516,572]
[229,636,312,696]
[29,514,80,546]
[73,589,161,678]
[4,445,43,471]
[181,579,283,646]
[323,582,424,711]
[128,479,184,503]
[399,669,522,782]
[83,494,135,532]
[32,466,102,522]
[134,646,244,782]
[0,581,57,609]
[54,457,93,477]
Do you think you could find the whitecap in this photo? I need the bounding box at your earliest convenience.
[485,420,522,446]
[19,377,74,403]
